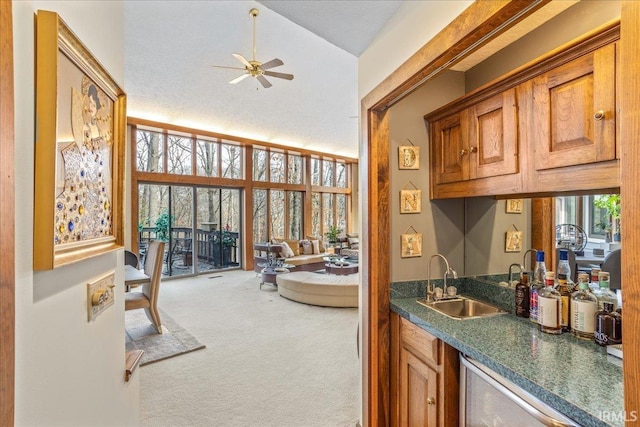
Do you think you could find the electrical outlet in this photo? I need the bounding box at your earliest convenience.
[87,271,115,321]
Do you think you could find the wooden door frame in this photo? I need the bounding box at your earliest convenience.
[361,1,638,425]
[0,0,15,424]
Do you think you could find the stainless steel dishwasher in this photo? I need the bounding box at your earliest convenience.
[459,354,579,426]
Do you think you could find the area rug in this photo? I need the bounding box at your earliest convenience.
[125,309,205,366]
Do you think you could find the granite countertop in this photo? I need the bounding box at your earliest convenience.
[391,277,624,427]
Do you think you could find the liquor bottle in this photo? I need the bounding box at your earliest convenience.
[593,271,618,311]
[590,268,601,292]
[515,272,530,318]
[538,271,562,334]
[529,251,547,323]
[571,273,598,340]
[556,250,572,332]
[594,302,622,346]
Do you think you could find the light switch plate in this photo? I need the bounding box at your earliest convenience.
[87,271,115,321]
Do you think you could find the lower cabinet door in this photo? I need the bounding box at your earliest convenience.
[399,347,438,427]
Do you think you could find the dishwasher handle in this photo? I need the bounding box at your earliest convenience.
[460,355,578,427]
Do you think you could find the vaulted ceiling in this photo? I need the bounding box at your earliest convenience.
[125,1,405,158]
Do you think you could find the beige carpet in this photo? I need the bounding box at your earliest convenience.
[139,270,360,427]
[125,309,205,366]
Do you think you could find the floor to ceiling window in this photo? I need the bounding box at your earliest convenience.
[130,119,356,272]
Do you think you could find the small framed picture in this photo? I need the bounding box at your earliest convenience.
[400,189,421,214]
[398,146,419,170]
[506,199,523,214]
[505,230,523,252]
[401,233,422,258]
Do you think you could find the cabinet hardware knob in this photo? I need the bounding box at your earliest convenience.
[460,149,468,156]
[594,110,605,121]
[469,146,478,153]
[427,397,436,405]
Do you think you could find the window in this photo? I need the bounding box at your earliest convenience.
[168,135,192,175]
[221,143,242,179]
[253,189,268,243]
[288,154,303,184]
[136,130,164,173]
[322,160,335,187]
[336,162,347,188]
[311,158,321,186]
[555,194,620,243]
[131,123,354,263]
[253,148,267,181]
[196,139,219,177]
[288,192,304,239]
[270,151,285,183]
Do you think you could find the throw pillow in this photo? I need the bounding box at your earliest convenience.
[284,239,300,257]
[306,235,325,253]
[347,233,359,239]
[311,239,320,254]
[300,240,313,255]
[280,241,295,258]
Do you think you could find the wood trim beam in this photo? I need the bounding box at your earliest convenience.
[620,2,640,422]
[367,108,391,426]
[362,0,551,110]
[0,0,15,424]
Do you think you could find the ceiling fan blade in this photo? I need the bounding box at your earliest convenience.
[256,75,272,88]
[263,71,294,81]
[232,53,252,68]
[229,73,250,84]
[212,65,247,71]
[260,58,284,70]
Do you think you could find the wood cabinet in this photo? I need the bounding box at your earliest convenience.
[391,312,459,427]
[532,43,616,170]
[425,25,620,199]
[431,89,518,186]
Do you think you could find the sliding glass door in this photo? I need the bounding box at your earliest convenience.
[138,183,242,277]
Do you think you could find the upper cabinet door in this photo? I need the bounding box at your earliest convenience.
[469,88,519,180]
[533,44,616,170]
[431,110,469,184]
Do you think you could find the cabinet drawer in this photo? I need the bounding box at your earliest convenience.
[400,316,439,366]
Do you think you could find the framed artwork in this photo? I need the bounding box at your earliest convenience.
[505,230,523,252]
[401,233,422,258]
[400,189,422,214]
[398,146,419,170]
[34,11,126,270]
[506,199,524,214]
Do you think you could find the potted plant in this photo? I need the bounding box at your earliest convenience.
[325,225,342,244]
[154,210,172,241]
[594,194,621,241]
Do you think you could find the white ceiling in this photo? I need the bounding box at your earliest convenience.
[125,1,405,159]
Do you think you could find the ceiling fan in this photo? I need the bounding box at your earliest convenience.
[212,8,294,89]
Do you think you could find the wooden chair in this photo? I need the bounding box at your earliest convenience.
[125,241,165,334]
[124,250,139,269]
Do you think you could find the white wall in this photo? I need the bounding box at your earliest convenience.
[13,1,140,425]
[358,0,472,99]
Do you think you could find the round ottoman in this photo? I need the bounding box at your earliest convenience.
[276,271,358,308]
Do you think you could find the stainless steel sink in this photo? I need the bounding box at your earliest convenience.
[417,296,508,320]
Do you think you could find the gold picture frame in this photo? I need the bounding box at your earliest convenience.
[401,233,422,258]
[506,198,524,214]
[398,146,419,170]
[505,230,523,252]
[400,189,421,214]
[34,11,126,270]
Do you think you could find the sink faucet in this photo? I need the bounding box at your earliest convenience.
[508,263,524,288]
[426,254,457,302]
[522,249,538,272]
